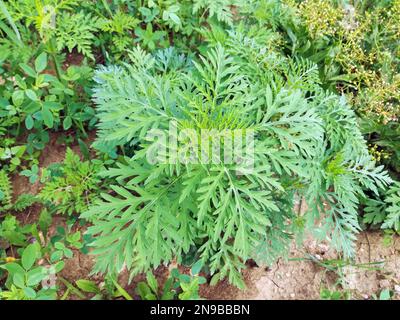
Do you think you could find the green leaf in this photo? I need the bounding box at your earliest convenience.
[54,242,65,250]
[146,272,158,295]
[39,208,52,234]
[145,293,157,300]
[63,116,72,130]
[13,273,25,288]
[42,106,54,128]
[22,244,38,270]
[25,115,34,130]
[12,90,25,106]
[198,276,206,284]
[64,248,73,258]
[0,0,21,42]
[50,250,63,262]
[136,282,152,300]
[25,89,38,101]
[35,52,47,73]
[78,138,90,160]
[1,262,25,275]
[59,277,85,299]
[111,278,133,300]
[169,13,180,25]
[379,289,391,300]
[191,260,203,276]
[54,261,65,273]
[23,287,37,299]
[76,279,100,294]
[27,267,46,286]
[19,63,37,78]
[179,274,191,283]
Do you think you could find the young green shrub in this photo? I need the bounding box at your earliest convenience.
[55,11,100,60]
[38,148,101,215]
[82,41,391,288]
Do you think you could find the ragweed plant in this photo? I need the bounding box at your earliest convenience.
[0,0,398,300]
[82,40,390,288]
[363,182,400,233]
[38,148,102,215]
[55,11,100,60]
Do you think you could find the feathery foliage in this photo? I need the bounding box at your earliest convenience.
[55,11,100,60]
[0,170,12,211]
[39,148,101,215]
[83,39,391,288]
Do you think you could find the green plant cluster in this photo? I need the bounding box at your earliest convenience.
[0,0,398,300]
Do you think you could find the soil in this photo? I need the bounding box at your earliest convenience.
[63,50,85,69]
[200,232,400,300]
[8,132,400,300]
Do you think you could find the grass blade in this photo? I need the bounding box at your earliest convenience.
[0,0,21,42]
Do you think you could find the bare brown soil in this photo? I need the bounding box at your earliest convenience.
[63,50,85,69]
